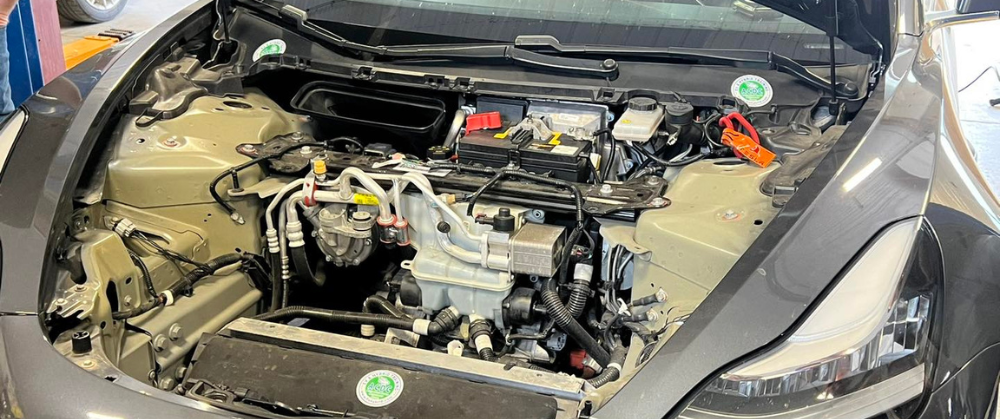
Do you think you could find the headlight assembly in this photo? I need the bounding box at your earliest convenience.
[678,218,939,419]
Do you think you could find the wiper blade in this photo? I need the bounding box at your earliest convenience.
[375,43,619,78]
[514,35,860,98]
[247,2,616,78]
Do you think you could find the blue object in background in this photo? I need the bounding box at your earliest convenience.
[5,0,44,109]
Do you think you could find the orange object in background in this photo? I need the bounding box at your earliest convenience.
[63,30,134,70]
[63,35,120,69]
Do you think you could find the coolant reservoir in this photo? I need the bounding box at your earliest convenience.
[612,97,664,143]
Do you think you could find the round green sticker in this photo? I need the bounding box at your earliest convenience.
[730,75,773,108]
[356,370,404,407]
[252,39,286,61]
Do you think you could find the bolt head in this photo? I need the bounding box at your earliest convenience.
[650,197,667,207]
[55,298,67,305]
[81,360,96,368]
[153,335,168,352]
[168,324,183,340]
[240,144,255,152]
[655,288,668,303]
[599,184,614,195]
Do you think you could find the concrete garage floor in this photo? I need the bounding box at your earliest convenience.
[60,0,1000,191]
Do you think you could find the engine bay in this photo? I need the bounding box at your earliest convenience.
[45,28,859,417]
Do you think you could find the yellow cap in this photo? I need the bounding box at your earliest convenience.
[312,159,327,175]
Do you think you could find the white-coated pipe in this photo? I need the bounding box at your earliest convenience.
[266,179,305,231]
[337,167,393,222]
[392,178,405,224]
[427,206,481,264]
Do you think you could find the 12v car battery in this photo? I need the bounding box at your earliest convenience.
[457,128,593,182]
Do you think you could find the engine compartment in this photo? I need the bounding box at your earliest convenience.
[45,31,856,417]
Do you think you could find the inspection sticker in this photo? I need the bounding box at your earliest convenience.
[356,370,404,407]
[730,75,773,108]
[252,39,286,61]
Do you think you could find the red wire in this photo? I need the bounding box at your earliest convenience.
[718,112,760,159]
[718,112,759,144]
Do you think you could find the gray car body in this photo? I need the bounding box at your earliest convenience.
[0,1,999,418]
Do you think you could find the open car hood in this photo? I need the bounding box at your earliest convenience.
[750,0,885,56]
[262,0,888,60]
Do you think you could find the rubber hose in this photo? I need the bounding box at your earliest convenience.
[566,264,592,318]
[426,307,461,335]
[442,109,467,148]
[478,347,499,362]
[541,278,610,366]
[255,305,459,335]
[587,344,627,388]
[254,306,415,329]
[362,295,409,319]
[470,319,496,361]
[166,253,244,296]
[269,253,283,312]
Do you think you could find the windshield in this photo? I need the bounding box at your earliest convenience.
[279,0,868,64]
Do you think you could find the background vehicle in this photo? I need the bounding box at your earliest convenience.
[2,0,1000,418]
[58,0,129,23]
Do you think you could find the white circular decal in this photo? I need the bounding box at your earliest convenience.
[356,370,404,408]
[730,75,774,108]
[252,39,287,61]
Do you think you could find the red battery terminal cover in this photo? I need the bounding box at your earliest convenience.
[465,111,503,132]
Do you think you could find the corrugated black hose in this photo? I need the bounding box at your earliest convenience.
[541,277,611,366]
[587,341,627,388]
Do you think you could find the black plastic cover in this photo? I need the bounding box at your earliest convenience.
[184,334,560,419]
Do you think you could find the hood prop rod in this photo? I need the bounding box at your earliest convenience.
[827,0,841,118]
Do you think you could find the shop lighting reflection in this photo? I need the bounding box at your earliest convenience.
[843,158,883,192]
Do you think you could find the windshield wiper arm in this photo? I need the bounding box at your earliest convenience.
[374,43,619,78]
[513,35,859,98]
[246,2,617,78]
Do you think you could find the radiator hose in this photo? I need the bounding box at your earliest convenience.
[360,295,411,337]
[255,305,460,336]
[541,278,611,366]
[362,295,410,319]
